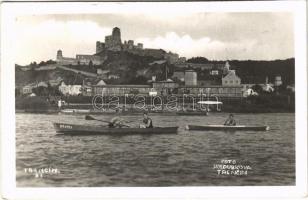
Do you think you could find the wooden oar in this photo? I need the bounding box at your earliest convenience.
[85,115,130,127]
[85,115,110,123]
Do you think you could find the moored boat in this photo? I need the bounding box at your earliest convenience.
[176,111,208,116]
[60,109,91,114]
[186,125,270,131]
[53,123,178,135]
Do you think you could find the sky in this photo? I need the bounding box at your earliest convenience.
[14,12,294,65]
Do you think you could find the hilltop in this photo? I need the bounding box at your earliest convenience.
[96,50,175,84]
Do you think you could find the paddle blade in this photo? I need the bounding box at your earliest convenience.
[85,115,95,120]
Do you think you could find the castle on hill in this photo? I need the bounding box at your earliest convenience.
[56,27,185,66]
[96,27,143,52]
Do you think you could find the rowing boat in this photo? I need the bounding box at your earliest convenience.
[53,123,178,135]
[186,125,270,131]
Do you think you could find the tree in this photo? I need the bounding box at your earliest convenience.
[129,76,148,84]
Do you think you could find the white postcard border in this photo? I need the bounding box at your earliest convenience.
[1,1,307,199]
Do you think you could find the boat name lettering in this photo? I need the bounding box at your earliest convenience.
[60,124,73,129]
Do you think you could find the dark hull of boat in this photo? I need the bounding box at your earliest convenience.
[186,125,270,131]
[53,123,178,135]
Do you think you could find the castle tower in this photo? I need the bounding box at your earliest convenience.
[96,41,105,53]
[105,27,122,51]
[57,50,63,60]
[112,27,121,38]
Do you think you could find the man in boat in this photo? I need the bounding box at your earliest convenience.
[108,116,129,128]
[224,114,236,126]
[140,112,153,128]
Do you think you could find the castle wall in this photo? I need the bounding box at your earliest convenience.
[76,55,105,65]
[96,41,105,53]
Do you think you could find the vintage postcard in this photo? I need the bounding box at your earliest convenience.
[1,1,307,199]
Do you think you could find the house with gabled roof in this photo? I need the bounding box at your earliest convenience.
[222,70,241,86]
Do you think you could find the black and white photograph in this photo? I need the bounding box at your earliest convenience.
[1,1,307,199]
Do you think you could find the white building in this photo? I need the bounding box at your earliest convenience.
[262,84,274,92]
[21,84,35,94]
[37,81,48,88]
[222,70,241,86]
[243,88,258,97]
[185,70,197,86]
[59,82,82,96]
[274,75,283,86]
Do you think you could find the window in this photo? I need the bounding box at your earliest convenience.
[225,81,228,84]
[230,80,233,84]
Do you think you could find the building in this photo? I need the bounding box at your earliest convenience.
[108,74,120,80]
[262,84,274,92]
[19,66,32,71]
[178,85,243,97]
[21,84,35,95]
[274,75,283,86]
[37,81,48,88]
[96,41,105,53]
[105,27,122,51]
[222,70,241,86]
[152,79,179,95]
[92,85,152,96]
[96,27,146,54]
[97,69,110,79]
[48,77,63,87]
[56,50,76,65]
[243,88,258,97]
[210,69,219,75]
[96,80,107,86]
[96,27,179,60]
[137,43,143,49]
[76,54,104,65]
[56,49,106,66]
[185,70,197,86]
[186,63,225,71]
[58,81,82,96]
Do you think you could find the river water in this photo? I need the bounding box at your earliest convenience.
[16,113,295,187]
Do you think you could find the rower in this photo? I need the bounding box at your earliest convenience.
[224,114,236,126]
[140,112,153,128]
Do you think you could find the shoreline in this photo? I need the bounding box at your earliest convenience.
[15,108,295,114]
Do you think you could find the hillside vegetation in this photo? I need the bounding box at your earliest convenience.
[16,53,295,86]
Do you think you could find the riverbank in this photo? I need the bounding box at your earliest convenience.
[15,105,294,114]
[15,94,295,114]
